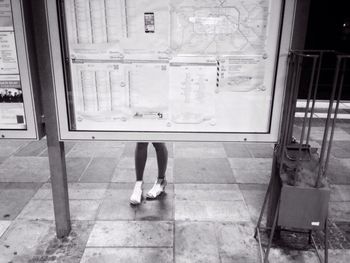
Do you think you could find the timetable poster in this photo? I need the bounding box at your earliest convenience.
[62,0,283,133]
[0,0,26,129]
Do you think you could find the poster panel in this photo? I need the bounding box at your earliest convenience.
[0,0,26,130]
[56,0,286,139]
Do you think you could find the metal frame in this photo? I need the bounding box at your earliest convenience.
[255,51,350,263]
[0,0,43,140]
[44,0,296,142]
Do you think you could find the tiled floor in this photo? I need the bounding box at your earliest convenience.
[0,119,350,262]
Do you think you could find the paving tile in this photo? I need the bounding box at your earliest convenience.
[33,183,108,200]
[87,221,173,247]
[309,127,350,141]
[175,200,250,222]
[18,199,101,220]
[0,157,50,182]
[229,158,273,171]
[326,158,350,185]
[233,169,271,184]
[97,183,137,220]
[239,184,269,224]
[112,166,174,183]
[268,249,319,263]
[79,158,118,182]
[174,158,235,183]
[0,140,28,157]
[223,142,252,158]
[66,157,91,182]
[175,184,244,201]
[330,185,350,201]
[174,144,226,158]
[245,143,274,158]
[329,202,350,222]
[39,141,76,157]
[0,182,42,220]
[217,222,259,263]
[0,219,54,263]
[14,139,47,156]
[117,157,174,170]
[329,141,350,158]
[175,221,220,263]
[0,221,11,237]
[80,248,173,263]
[30,221,95,263]
[135,184,174,221]
[122,142,174,158]
[67,141,124,158]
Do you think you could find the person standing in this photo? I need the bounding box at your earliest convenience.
[130,142,168,205]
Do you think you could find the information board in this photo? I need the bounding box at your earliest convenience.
[0,0,25,129]
[47,0,295,141]
[0,0,43,139]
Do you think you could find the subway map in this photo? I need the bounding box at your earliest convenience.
[171,0,269,55]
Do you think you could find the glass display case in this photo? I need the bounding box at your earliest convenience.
[0,0,43,139]
[45,0,296,141]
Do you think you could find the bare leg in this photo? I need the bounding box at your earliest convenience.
[152,143,168,179]
[135,142,148,181]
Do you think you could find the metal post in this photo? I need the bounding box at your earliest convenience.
[29,0,71,237]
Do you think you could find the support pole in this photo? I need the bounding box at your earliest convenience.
[29,0,71,238]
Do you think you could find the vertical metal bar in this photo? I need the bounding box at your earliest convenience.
[294,56,318,182]
[287,55,303,142]
[264,198,280,263]
[306,52,324,145]
[32,0,71,237]
[315,56,342,187]
[324,217,329,263]
[323,58,347,175]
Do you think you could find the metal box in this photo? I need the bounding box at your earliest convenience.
[278,184,330,230]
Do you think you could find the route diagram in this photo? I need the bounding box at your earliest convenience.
[171,0,269,55]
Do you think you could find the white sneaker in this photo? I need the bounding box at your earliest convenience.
[146,178,167,199]
[130,181,143,205]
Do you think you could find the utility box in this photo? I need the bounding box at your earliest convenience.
[278,184,330,230]
[0,0,43,140]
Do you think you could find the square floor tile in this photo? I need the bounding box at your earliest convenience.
[239,184,268,224]
[0,182,42,220]
[14,139,47,157]
[18,199,101,220]
[329,202,350,222]
[123,142,174,158]
[0,157,50,182]
[0,219,54,263]
[229,158,272,171]
[174,144,226,158]
[175,200,250,222]
[245,143,274,158]
[87,221,173,247]
[175,184,244,201]
[112,167,174,183]
[223,143,252,158]
[80,248,173,263]
[39,141,76,157]
[33,183,108,200]
[79,158,118,182]
[217,222,259,263]
[233,170,271,184]
[65,157,91,182]
[67,142,124,158]
[174,158,235,183]
[0,140,28,157]
[175,221,220,263]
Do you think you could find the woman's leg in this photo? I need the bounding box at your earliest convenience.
[135,142,148,181]
[152,142,168,179]
[130,142,148,205]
